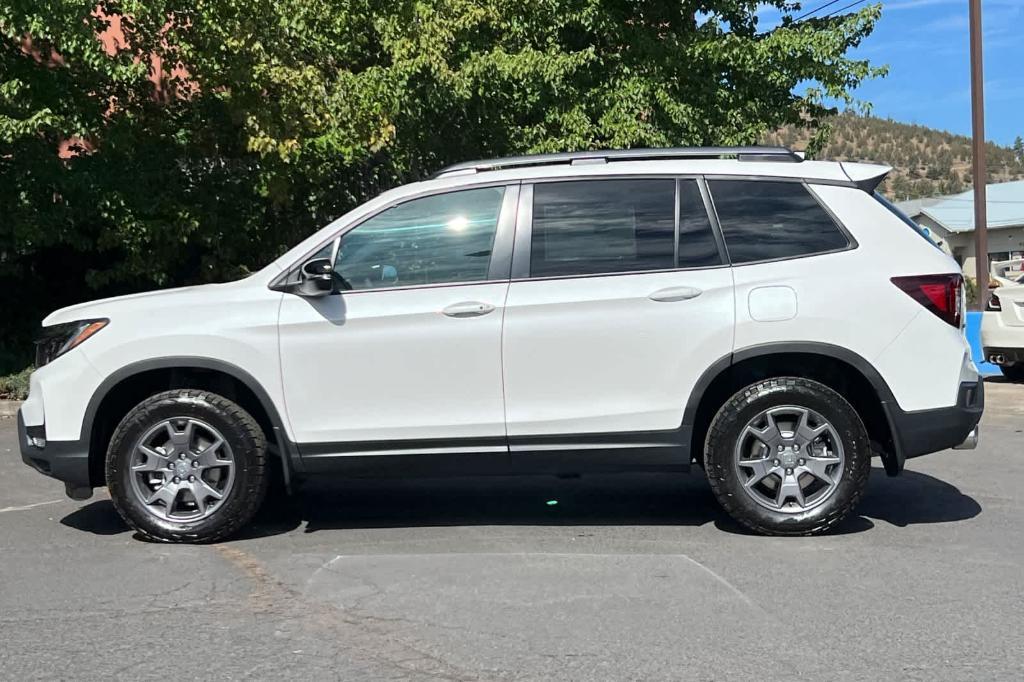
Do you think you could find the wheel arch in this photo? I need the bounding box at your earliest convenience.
[82,357,298,489]
[686,342,902,475]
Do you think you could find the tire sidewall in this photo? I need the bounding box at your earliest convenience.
[705,378,871,534]
[106,392,265,542]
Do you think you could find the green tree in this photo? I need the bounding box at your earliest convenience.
[1014,136,1024,164]
[0,1,884,370]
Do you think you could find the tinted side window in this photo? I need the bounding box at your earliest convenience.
[677,179,722,268]
[531,180,675,277]
[336,187,504,290]
[708,180,849,264]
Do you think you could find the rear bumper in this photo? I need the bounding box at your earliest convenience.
[883,380,984,465]
[981,346,1024,366]
[17,410,94,500]
[981,311,1023,364]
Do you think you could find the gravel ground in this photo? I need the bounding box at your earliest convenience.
[1,380,1023,681]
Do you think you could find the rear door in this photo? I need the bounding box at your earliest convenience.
[501,177,734,447]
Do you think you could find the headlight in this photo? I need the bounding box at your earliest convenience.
[34,319,109,367]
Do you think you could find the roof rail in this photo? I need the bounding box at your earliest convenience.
[431,146,802,178]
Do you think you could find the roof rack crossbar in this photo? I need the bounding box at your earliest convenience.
[431,146,801,178]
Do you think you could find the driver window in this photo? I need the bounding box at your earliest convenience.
[335,187,505,290]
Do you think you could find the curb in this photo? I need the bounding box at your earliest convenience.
[0,400,24,418]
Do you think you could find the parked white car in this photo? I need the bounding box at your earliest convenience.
[982,257,1024,381]
[19,147,983,542]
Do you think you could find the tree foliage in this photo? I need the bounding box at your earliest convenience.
[0,0,882,369]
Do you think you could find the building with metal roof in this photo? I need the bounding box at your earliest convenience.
[897,180,1024,278]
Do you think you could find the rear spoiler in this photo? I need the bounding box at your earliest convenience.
[840,162,892,193]
[991,257,1024,287]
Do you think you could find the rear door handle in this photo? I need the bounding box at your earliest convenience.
[442,301,496,318]
[648,286,703,302]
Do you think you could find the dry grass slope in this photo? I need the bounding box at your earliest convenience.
[762,113,1024,201]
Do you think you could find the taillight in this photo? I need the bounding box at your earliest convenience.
[988,292,1002,311]
[891,274,964,329]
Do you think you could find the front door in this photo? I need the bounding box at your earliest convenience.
[501,178,734,443]
[279,184,517,455]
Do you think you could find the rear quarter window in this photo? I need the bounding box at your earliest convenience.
[708,180,850,264]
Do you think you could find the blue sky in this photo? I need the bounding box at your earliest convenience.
[758,0,1024,145]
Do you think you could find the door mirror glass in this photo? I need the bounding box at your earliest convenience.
[302,257,333,279]
[297,257,335,297]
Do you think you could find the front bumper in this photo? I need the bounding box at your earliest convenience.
[882,380,984,469]
[17,410,94,500]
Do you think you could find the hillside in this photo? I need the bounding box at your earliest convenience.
[762,114,1024,201]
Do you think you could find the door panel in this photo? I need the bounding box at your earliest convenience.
[278,184,517,448]
[279,283,509,444]
[502,270,734,436]
[502,177,734,438]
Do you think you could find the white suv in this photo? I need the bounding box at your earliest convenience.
[18,147,983,542]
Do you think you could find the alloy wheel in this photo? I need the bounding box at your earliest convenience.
[733,405,845,513]
[128,417,235,522]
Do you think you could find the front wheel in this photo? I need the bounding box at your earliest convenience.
[106,389,268,543]
[703,378,871,536]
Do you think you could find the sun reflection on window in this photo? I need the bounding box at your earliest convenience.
[447,215,469,232]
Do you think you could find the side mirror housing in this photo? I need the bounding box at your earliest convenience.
[297,257,335,297]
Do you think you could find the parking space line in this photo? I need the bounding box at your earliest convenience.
[0,499,63,514]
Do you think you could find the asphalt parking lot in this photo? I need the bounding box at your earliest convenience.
[2,380,1023,681]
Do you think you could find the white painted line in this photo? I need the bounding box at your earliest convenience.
[303,551,766,616]
[0,499,63,514]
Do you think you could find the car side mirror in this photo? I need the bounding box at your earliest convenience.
[297,257,335,297]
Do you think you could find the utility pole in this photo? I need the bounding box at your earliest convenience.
[969,0,989,306]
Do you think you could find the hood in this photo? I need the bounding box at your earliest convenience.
[42,282,232,326]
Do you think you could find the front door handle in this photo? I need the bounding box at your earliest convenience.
[648,286,703,303]
[442,301,496,318]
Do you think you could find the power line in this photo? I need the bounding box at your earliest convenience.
[794,0,844,22]
[819,0,873,20]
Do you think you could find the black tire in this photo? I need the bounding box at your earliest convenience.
[703,377,871,536]
[1001,365,1024,382]
[106,389,268,543]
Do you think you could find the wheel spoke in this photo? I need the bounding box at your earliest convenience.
[740,457,775,489]
[775,473,805,508]
[795,410,828,443]
[751,413,782,448]
[194,478,224,502]
[188,478,223,516]
[132,445,172,472]
[801,453,841,484]
[165,419,196,453]
[195,437,229,468]
[145,481,180,514]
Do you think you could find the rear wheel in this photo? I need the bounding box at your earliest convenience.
[106,389,268,543]
[703,377,871,536]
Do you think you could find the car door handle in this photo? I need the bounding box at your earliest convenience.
[442,301,496,318]
[648,286,703,302]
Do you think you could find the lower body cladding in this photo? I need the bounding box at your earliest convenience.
[296,431,691,478]
[879,380,983,474]
[18,380,984,499]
